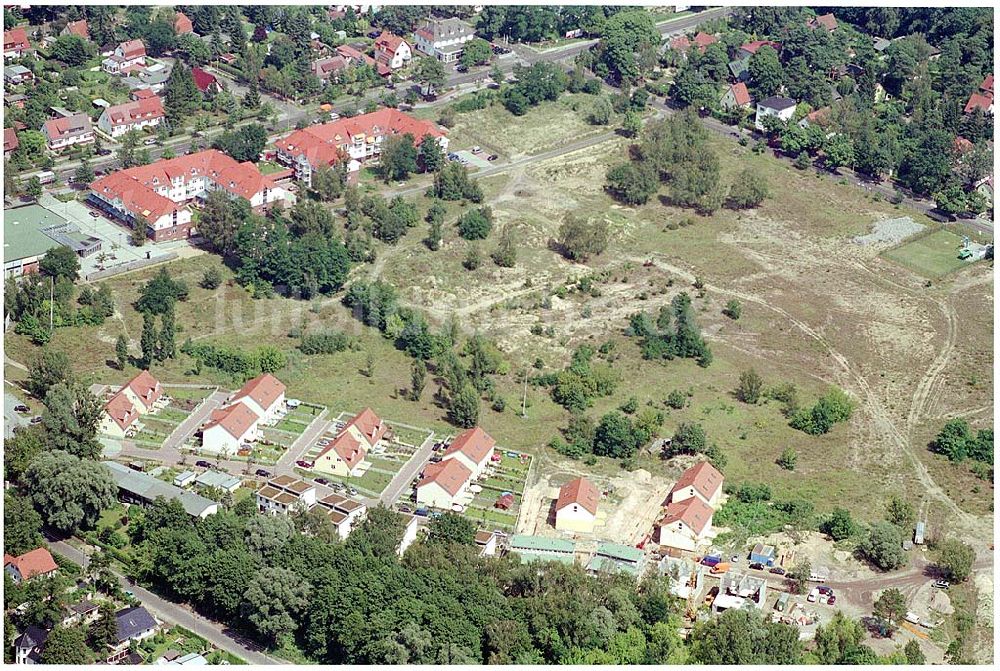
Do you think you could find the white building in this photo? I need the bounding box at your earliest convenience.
[554,476,600,534]
[200,403,260,454]
[655,496,715,552]
[668,461,724,509]
[102,39,146,74]
[316,493,367,540]
[230,373,286,423]
[374,31,412,70]
[754,95,797,130]
[440,426,495,479]
[256,475,317,515]
[97,96,165,138]
[416,458,472,509]
[413,17,475,63]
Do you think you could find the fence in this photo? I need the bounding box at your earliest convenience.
[85,251,178,281]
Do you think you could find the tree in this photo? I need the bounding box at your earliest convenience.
[777,448,797,471]
[51,34,94,66]
[140,311,157,368]
[556,215,609,261]
[38,246,80,282]
[723,299,742,319]
[821,508,856,541]
[873,588,907,635]
[728,168,769,209]
[41,382,102,459]
[669,422,707,456]
[243,80,261,109]
[74,157,95,184]
[933,184,969,216]
[457,207,493,240]
[27,348,73,398]
[460,38,492,68]
[689,608,802,664]
[39,626,90,664]
[24,451,116,534]
[88,602,119,650]
[380,133,418,182]
[621,109,642,138]
[410,359,427,401]
[587,97,613,125]
[814,611,864,664]
[885,495,915,528]
[417,57,446,93]
[592,411,645,459]
[823,134,855,170]
[158,304,176,360]
[904,640,926,665]
[163,62,203,121]
[130,215,148,246]
[748,46,783,99]
[930,418,974,462]
[859,521,906,571]
[736,369,764,404]
[491,225,517,267]
[310,164,346,202]
[24,176,43,200]
[605,161,658,205]
[201,266,223,290]
[136,267,188,315]
[448,382,480,428]
[787,561,811,595]
[418,135,445,173]
[4,493,43,555]
[936,538,975,582]
[213,123,268,162]
[428,512,476,545]
[242,567,309,645]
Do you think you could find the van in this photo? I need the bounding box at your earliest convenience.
[36,170,56,185]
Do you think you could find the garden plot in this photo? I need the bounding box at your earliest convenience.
[263,403,325,448]
[463,450,532,530]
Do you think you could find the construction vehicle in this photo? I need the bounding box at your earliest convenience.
[710,562,730,575]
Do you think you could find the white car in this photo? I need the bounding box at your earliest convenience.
[143,138,158,146]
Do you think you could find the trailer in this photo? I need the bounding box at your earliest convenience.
[914,521,925,545]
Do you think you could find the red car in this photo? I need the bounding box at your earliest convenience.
[296,460,313,468]
[827,595,837,605]
[817,586,833,596]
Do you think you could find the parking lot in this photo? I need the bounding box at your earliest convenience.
[448,149,493,169]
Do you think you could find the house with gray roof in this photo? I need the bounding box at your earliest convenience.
[103,461,219,518]
[107,606,158,664]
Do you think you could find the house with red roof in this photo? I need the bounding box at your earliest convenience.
[99,390,141,438]
[313,407,387,477]
[554,476,600,533]
[441,426,495,478]
[41,113,95,152]
[102,39,146,74]
[739,40,781,60]
[669,31,717,56]
[191,67,221,95]
[807,13,838,32]
[720,81,752,111]
[669,461,725,508]
[89,149,289,241]
[275,107,448,186]
[120,370,164,413]
[655,496,715,552]
[335,43,391,77]
[4,548,59,583]
[4,127,19,158]
[416,458,473,509]
[96,95,165,138]
[201,402,261,454]
[4,27,30,60]
[231,373,286,422]
[964,73,994,116]
[130,88,159,101]
[61,20,89,40]
[174,12,194,35]
[374,31,412,70]
[311,55,350,86]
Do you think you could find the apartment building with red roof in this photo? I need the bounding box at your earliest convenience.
[4,548,59,583]
[374,31,412,70]
[555,476,600,533]
[231,373,286,421]
[89,149,289,241]
[4,27,30,60]
[41,113,95,152]
[102,39,146,74]
[61,20,89,39]
[655,496,715,552]
[96,95,165,138]
[99,390,141,438]
[441,426,496,478]
[120,370,164,413]
[201,403,261,454]
[669,461,724,508]
[275,107,447,186]
[313,407,387,477]
[416,458,473,509]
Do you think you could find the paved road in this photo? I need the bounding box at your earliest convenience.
[380,433,437,506]
[275,408,330,472]
[3,386,32,438]
[44,537,282,665]
[162,389,229,451]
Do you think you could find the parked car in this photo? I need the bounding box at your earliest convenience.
[195,460,212,468]
[817,586,833,596]
[13,404,29,413]
[414,507,429,517]
[430,511,443,519]
[97,148,112,156]
[827,595,837,605]
[430,456,443,463]
[296,460,313,468]
[347,488,357,496]
[89,210,99,218]
[456,64,468,73]
[749,562,765,571]
[487,154,498,161]
[143,138,158,146]
[769,567,787,575]
[730,554,741,562]
[255,468,271,477]
[472,145,482,153]
[933,580,950,589]
[314,477,329,485]
[399,505,412,513]
[29,416,42,424]
[807,588,818,603]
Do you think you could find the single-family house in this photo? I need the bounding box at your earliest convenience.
[312,55,350,85]
[191,66,221,95]
[715,571,768,612]
[97,95,165,138]
[130,88,159,101]
[313,407,386,477]
[256,475,317,514]
[798,106,831,129]
[671,31,717,55]
[416,458,473,509]
[728,57,749,82]
[720,81,752,111]
[104,461,219,518]
[193,470,242,494]
[230,373,286,422]
[4,28,30,60]
[174,12,194,35]
[509,534,575,565]
[964,73,994,115]
[750,543,776,566]
[106,606,158,664]
[668,461,724,508]
[655,496,715,552]
[554,476,599,533]
[660,556,703,599]
[807,13,838,32]
[4,127,19,158]
[754,95,797,130]
[413,17,475,63]
[42,113,95,153]
[739,40,781,60]
[441,426,495,479]
[586,542,646,578]
[102,39,146,74]
[316,493,367,540]
[475,530,499,557]
[62,600,100,627]
[13,626,48,664]
[61,20,89,39]
[200,403,260,454]
[873,37,891,53]
[99,390,141,438]
[4,548,59,584]
[335,44,389,76]
[119,370,164,413]
[5,92,26,108]
[4,64,32,85]
[374,31,411,70]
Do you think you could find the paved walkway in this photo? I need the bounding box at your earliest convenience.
[274,408,329,474]
[163,389,229,451]
[44,537,282,665]
[380,433,437,506]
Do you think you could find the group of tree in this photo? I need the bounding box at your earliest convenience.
[501,62,569,115]
[788,387,854,435]
[211,123,268,163]
[533,345,619,414]
[429,163,484,202]
[625,292,713,367]
[180,340,287,380]
[930,419,992,466]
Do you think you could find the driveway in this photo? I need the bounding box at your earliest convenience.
[44,537,282,665]
[380,433,437,506]
[162,389,229,451]
[3,386,31,438]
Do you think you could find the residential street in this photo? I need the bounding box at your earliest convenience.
[43,537,282,665]
[161,389,229,451]
[380,433,436,506]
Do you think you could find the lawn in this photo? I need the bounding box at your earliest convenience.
[882,228,972,277]
[257,160,287,175]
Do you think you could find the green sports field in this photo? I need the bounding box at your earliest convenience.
[882,228,971,277]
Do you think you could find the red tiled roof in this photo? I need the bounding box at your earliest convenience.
[808,13,838,32]
[659,497,713,536]
[417,459,472,497]
[343,407,386,447]
[203,403,259,439]
[330,431,365,469]
[692,32,717,50]
[191,67,217,93]
[105,390,139,431]
[118,39,146,60]
[4,127,19,153]
[42,113,92,140]
[729,82,751,107]
[442,426,495,465]
[102,96,165,128]
[4,27,29,51]
[965,91,993,114]
[670,461,724,503]
[90,170,180,221]
[232,373,286,412]
[64,20,88,39]
[375,31,406,55]
[805,106,831,125]
[555,476,600,516]
[174,12,193,35]
[275,108,445,169]
[741,40,781,55]
[125,370,162,407]
[670,35,691,51]
[981,74,994,95]
[4,548,58,580]
[954,136,974,154]
[131,88,157,101]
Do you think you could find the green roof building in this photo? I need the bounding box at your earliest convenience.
[3,205,64,276]
[586,541,647,578]
[509,534,576,565]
